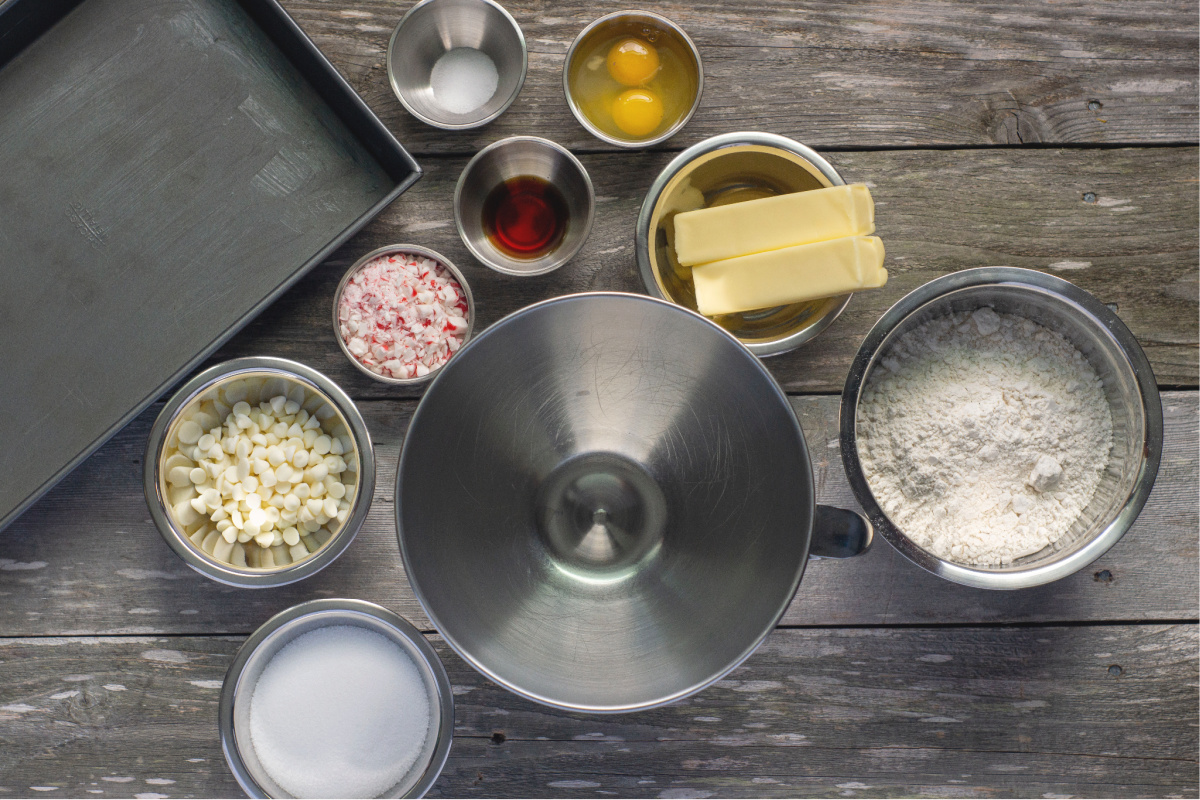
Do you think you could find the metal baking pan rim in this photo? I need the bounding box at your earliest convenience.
[0,0,422,533]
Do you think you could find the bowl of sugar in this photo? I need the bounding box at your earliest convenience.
[220,599,454,799]
[386,0,527,129]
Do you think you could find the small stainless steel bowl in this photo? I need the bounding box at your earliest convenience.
[219,599,454,798]
[840,267,1163,590]
[144,358,375,588]
[454,136,595,276]
[386,0,527,130]
[333,245,476,385]
[563,10,703,148]
[636,131,853,357]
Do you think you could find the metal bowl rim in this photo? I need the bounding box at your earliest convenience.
[561,9,704,149]
[332,244,477,385]
[452,135,596,276]
[838,266,1164,590]
[218,598,455,798]
[395,290,816,713]
[634,131,853,356]
[143,357,376,588]
[385,0,528,130]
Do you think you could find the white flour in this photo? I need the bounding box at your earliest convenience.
[857,307,1113,566]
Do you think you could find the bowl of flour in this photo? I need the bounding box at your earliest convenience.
[840,267,1162,589]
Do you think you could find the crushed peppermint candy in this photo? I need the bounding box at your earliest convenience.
[337,252,470,381]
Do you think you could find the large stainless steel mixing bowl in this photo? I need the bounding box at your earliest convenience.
[840,267,1163,589]
[397,293,871,713]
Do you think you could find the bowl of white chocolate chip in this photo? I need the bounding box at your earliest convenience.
[144,357,375,587]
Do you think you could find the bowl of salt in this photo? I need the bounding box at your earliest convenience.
[386,0,528,129]
[219,599,454,798]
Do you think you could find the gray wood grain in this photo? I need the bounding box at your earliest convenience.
[1,392,1193,637]
[276,0,1199,153]
[1,625,1195,797]
[203,146,1200,399]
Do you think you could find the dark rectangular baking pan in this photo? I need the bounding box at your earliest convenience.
[0,0,421,533]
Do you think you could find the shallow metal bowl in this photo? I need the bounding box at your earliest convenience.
[387,0,527,129]
[563,10,703,148]
[144,357,375,588]
[636,131,854,357]
[333,244,476,385]
[840,267,1163,589]
[219,599,454,798]
[454,136,595,276]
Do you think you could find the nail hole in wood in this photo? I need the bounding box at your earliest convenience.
[491,731,506,744]
[1094,569,1113,583]
[1108,664,1123,677]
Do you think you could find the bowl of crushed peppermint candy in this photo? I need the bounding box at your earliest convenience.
[839,266,1162,590]
[333,245,476,385]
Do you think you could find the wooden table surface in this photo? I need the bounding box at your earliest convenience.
[2,1,1197,797]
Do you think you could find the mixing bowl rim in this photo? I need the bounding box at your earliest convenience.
[634,131,853,357]
[395,291,817,713]
[144,357,376,588]
[561,9,704,149]
[332,244,477,385]
[452,135,596,276]
[386,0,528,131]
[218,598,455,798]
[838,266,1163,590]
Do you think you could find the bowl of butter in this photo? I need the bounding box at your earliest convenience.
[635,131,886,356]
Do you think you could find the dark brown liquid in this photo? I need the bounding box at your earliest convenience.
[482,176,569,259]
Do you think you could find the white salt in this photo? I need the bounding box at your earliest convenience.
[430,47,499,115]
[249,625,433,799]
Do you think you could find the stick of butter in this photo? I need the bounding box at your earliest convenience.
[692,235,886,317]
[673,184,876,267]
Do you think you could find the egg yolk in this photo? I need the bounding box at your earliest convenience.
[606,38,660,86]
[611,88,664,137]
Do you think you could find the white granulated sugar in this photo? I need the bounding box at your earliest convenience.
[249,625,433,799]
[430,47,498,114]
[857,307,1113,567]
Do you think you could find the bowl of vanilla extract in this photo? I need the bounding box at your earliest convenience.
[453,135,595,276]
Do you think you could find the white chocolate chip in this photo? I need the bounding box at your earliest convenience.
[163,380,355,571]
[177,420,203,445]
[168,466,192,487]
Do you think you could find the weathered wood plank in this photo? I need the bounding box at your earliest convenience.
[1,625,1195,797]
[1,393,1193,636]
[275,0,1199,153]
[203,146,1200,398]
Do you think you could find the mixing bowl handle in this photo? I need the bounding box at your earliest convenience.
[810,506,873,559]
